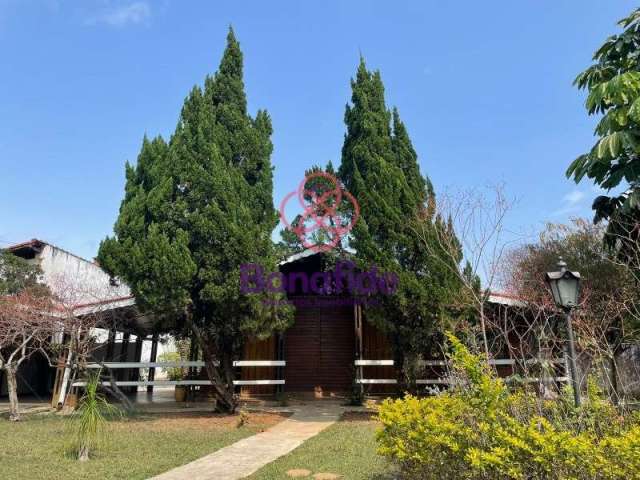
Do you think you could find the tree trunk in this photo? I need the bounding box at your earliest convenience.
[610,345,625,406]
[104,369,134,412]
[188,319,239,413]
[479,302,490,361]
[6,366,21,422]
[202,347,238,413]
[393,341,409,394]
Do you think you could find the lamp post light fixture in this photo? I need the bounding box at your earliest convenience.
[545,258,581,407]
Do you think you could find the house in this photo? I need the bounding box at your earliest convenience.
[1,239,171,404]
[239,252,567,397]
[1,242,402,400]
[235,250,396,397]
[3,239,550,404]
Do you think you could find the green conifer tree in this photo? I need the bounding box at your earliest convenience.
[338,59,461,388]
[98,29,291,412]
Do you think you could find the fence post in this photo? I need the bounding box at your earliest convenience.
[276,334,285,395]
[354,304,364,395]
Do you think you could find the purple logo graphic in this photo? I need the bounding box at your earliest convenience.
[279,172,360,253]
[240,260,398,296]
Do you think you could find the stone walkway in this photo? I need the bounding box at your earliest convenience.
[148,403,343,480]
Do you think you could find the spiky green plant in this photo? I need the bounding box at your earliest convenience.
[70,370,121,461]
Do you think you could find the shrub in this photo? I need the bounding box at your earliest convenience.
[70,371,121,461]
[377,393,476,478]
[376,334,640,479]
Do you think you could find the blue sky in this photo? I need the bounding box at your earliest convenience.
[0,1,636,260]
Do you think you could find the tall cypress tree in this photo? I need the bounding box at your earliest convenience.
[98,29,291,412]
[338,59,460,385]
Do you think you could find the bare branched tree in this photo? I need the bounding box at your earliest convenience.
[417,184,518,358]
[50,273,133,411]
[0,289,54,421]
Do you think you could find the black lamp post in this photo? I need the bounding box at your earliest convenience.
[545,258,581,407]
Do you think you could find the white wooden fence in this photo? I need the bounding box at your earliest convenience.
[70,360,285,387]
[355,358,569,385]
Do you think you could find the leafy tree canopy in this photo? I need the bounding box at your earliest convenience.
[568,8,640,222]
[0,250,47,296]
[505,219,640,350]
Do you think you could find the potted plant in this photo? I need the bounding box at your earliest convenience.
[159,351,187,402]
[170,370,187,402]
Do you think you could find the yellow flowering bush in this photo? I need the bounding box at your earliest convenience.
[376,335,640,479]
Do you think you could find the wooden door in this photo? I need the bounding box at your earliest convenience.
[317,304,355,392]
[284,299,355,393]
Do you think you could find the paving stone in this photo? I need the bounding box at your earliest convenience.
[286,468,312,477]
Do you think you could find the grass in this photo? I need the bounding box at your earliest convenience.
[247,413,397,480]
[0,411,286,480]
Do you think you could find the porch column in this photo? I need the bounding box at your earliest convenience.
[105,328,116,361]
[147,334,159,393]
[130,335,144,383]
[50,347,68,408]
[118,332,130,386]
[187,334,199,400]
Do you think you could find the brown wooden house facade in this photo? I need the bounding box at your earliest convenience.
[240,250,395,397]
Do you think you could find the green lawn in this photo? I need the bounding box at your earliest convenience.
[0,411,285,480]
[247,413,397,480]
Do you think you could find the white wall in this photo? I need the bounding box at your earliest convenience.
[38,244,131,306]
